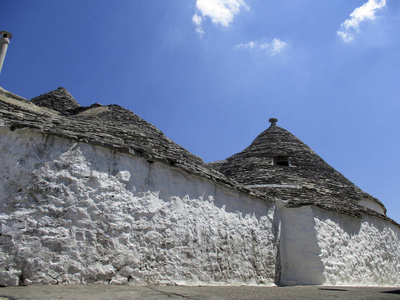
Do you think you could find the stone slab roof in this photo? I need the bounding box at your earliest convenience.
[209,121,398,224]
[0,87,397,226]
[0,87,264,201]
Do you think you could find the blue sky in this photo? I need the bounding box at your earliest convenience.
[1,0,399,222]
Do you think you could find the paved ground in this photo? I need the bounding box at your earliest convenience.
[0,285,399,300]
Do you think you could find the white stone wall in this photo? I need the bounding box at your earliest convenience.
[276,202,400,286]
[1,127,398,287]
[276,203,324,285]
[313,209,400,286]
[0,128,277,286]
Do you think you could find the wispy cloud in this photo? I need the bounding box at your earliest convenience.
[337,0,386,43]
[192,14,205,36]
[267,39,288,55]
[234,41,255,50]
[193,0,249,36]
[235,39,288,55]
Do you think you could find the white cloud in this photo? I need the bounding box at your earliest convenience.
[235,39,288,55]
[260,39,288,55]
[234,41,255,50]
[193,0,249,36]
[192,14,205,36]
[337,0,386,43]
[192,14,202,27]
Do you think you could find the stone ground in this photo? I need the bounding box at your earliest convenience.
[0,285,399,300]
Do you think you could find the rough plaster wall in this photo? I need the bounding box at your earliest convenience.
[276,203,399,286]
[276,202,324,285]
[0,128,277,286]
[313,208,400,286]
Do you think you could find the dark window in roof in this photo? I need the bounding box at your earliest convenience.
[273,156,290,166]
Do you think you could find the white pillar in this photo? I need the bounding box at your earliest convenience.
[0,31,13,75]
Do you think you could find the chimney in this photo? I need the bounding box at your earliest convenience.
[269,118,278,127]
[0,31,13,76]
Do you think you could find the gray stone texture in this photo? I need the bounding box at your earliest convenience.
[0,87,260,200]
[209,123,393,222]
[31,87,80,113]
[0,87,397,226]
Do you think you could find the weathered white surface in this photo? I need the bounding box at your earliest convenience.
[1,127,399,287]
[358,197,385,215]
[276,202,324,285]
[313,209,400,286]
[276,201,400,286]
[0,128,277,286]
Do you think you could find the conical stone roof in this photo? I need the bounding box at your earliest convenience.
[210,119,386,218]
[31,87,81,113]
[0,87,257,198]
[0,88,394,223]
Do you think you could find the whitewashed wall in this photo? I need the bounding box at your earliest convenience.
[0,128,277,286]
[1,127,398,287]
[276,203,324,285]
[313,209,400,286]
[277,201,400,286]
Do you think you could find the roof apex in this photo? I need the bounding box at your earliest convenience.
[31,87,80,114]
[269,118,278,127]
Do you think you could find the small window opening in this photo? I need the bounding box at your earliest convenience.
[2,34,6,38]
[273,156,290,166]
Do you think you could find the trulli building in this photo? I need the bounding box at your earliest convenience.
[0,87,399,286]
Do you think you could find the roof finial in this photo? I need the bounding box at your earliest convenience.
[269,118,278,127]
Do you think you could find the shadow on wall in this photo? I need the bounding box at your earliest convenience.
[276,202,325,285]
[276,202,400,286]
[118,147,275,221]
[312,208,400,286]
[381,290,400,294]
[0,129,281,286]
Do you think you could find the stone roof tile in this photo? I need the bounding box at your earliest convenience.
[0,88,397,226]
[209,120,391,221]
[0,87,263,201]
